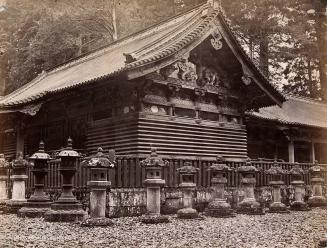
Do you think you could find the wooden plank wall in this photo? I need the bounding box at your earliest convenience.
[23,158,323,191]
[86,117,248,160]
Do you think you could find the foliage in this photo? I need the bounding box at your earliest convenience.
[221,0,326,99]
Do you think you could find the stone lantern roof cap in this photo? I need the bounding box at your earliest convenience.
[309,160,325,172]
[289,164,305,175]
[10,152,29,168]
[82,147,115,168]
[265,162,288,175]
[208,155,232,172]
[237,157,259,173]
[30,141,51,160]
[58,137,80,158]
[0,154,9,168]
[177,162,200,174]
[140,147,168,168]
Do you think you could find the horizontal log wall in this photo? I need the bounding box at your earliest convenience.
[86,116,247,160]
[22,158,326,192]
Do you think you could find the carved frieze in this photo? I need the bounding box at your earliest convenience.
[210,29,223,50]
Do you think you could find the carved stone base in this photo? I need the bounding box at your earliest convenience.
[318,238,327,248]
[81,217,114,227]
[18,202,51,218]
[237,199,265,215]
[205,200,235,218]
[177,207,199,219]
[308,196,327,207]
[0,200,8,213]
[268,202,289,213]
[44,203,87,222]
[5,200,26,214]
[290,201,310,211]
[140,214,170,224]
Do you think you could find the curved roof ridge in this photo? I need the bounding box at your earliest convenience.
[45,3,208,76]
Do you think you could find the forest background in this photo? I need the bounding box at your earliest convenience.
[0,0,326,99]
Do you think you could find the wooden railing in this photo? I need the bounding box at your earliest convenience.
[21,158,326,192]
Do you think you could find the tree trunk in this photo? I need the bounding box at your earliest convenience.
[259,34,269,77]
[316,1,327,99]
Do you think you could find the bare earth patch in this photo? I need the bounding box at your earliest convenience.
[0,208,327,248]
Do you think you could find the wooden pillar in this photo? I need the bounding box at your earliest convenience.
[16,124,24,155]
[288,139,295,163]
[310,141,315,163]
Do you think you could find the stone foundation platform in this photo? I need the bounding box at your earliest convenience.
[267,202,289,213]
[18,202,51,218]
[81,217,114,227]
[5,200,26,214]
[177,207,199,219]
[290,201,310,211]
[237,200,265,215]
[44,203,87,222]
[308,196,327,208]
[140,214,170,224]
[205,200,235,218]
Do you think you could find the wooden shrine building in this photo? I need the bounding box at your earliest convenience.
[0,1,302,162]
[247,95,327,164]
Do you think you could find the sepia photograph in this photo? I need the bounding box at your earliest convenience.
[0,0,326,247]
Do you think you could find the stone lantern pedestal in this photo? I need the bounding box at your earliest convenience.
[44,138,87,222]
[205,156,234,217]
[0,154,9,211]
[237,158,264,215]
[177,163,199,219]
[265,163,289,213]
[81,148,115,227]
[140,148,169,224]
[18,141,52,218]
[6,153,29,213]
[308,161,327,207]
[289,164,310,211]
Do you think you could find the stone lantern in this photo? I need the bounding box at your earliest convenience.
[237,157,264,215]
[0,154,9,210]
[176,162,199,219]
[265,162,289,213]
[18,141,52,218]
[308,160,327,207]
[6,152,29,213]
[81,147,115,227]
[140,147,169,224]
[289,164,309,211]
[44,138,87,222]
[205,156,234,217]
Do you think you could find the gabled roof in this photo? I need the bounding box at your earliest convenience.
[0,1,285,108]
[247,95,327,129]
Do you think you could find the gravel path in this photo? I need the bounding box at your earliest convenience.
[0,209,326,248]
